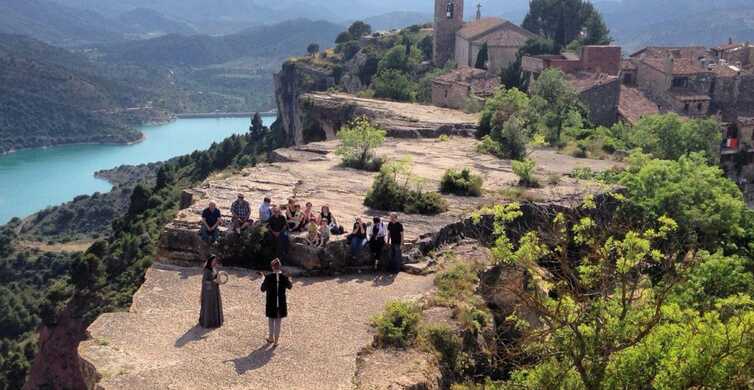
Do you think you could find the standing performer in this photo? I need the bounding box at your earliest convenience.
[199,255,224,328]
[261,259,293,347]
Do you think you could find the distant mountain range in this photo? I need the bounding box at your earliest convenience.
[0,0,197,46]
[597,0,754,51]
[99,18,342,66]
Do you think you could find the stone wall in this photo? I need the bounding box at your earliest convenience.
[487,46,519,74]
[455,35,471,67]
[579,46,622,76]
[579,78,621,126]
[431,80,471,109]
[634,60,671,108]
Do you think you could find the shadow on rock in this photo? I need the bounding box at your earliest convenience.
[175,325,213,347]
[228,344,276,375]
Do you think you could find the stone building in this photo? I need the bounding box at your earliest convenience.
[521,45,622,126]
[433,0,536,73]
[431,67,499,110]
[628,47,713,117]
[454,18,538,74]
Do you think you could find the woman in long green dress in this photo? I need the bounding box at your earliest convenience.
[199,255,224,328]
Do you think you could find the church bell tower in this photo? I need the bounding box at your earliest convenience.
[433,0,465,66]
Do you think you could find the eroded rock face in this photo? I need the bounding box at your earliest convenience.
[157,137,621,272]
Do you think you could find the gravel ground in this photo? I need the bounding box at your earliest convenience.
[79,264,435,390]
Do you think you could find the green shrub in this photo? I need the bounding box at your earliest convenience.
[440,169,483,197]
[371,300,422,348]
[373,69,416,102]
[335,116,386,170]
[405,191,448,215]
[512,159,539,188]
[365,161,448,215]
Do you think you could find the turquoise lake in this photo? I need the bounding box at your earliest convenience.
[0,116,274,224]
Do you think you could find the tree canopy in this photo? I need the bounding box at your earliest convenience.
[522,0,611,48]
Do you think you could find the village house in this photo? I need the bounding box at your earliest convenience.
[431,67,499,110]
[521,45,622,126]
[627,47,713,117]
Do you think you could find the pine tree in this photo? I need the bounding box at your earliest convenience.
[475,42,489,69]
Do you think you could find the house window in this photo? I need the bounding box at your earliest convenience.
[684,103,690,112]
[672,77,688,88]
[697,102,704,112]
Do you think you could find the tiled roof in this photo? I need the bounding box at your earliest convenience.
[433,67,488,83]
[457,17,505,40]
[618,86,660,125]
[641,57,708,76]
[566,72,618,93]
[477,25,537,47]
[432,67,499,96]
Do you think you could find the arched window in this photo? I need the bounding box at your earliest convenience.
[446,0,455,18]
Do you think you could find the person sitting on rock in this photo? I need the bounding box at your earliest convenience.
[200,202,222,245]
[320,205,344,235]
[230,193,253,234]
[369,216,387,269]
[306,218,319,246]
[301,202,317,228]
[287,204,304,232]
[347,217,368,259]
[316,218,330,248]
[259,197,273,223]
[268,206,289,260]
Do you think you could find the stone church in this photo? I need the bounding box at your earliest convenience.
[431,0,536,109]
[433,0,537,74]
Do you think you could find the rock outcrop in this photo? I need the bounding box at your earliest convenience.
[157,137,621,272]
[78,264,435,390]
[273,58,480,145]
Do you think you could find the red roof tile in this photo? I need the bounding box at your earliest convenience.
[618,86,660,125]
[457,18,506,40]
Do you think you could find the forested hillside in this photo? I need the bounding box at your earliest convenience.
[0,34,153,154]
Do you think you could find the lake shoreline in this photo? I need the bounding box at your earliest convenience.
[175,110,277,119]
[0,116,274,224]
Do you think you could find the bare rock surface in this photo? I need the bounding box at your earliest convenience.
[355,348,442,390]
[301,92,481,138]
[79,264,435,390]
[159,137,620,267]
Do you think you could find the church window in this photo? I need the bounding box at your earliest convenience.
[446,1,455,18]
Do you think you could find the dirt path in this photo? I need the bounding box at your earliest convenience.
[79,264,435,389]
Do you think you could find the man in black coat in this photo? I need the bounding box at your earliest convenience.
[261,258,292,347]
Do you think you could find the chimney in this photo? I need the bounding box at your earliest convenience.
[729,37,734,45]
[476,2,481,21]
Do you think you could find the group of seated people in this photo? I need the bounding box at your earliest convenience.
[198,194,405,273]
